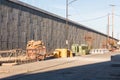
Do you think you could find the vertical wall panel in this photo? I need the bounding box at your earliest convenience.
[0,3,3,49]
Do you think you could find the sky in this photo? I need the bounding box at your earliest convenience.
[19,0,120,39]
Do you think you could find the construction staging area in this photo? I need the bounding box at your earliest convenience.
[0,0,119,62]
[0,0,120,80]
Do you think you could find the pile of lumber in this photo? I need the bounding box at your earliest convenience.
[26,40,46,60]
[26,40,45,49]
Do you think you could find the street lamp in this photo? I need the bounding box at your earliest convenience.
[65,0,78,49]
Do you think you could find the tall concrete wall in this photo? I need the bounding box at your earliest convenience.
[0,0,117,52]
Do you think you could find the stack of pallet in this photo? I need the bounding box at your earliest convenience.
[26,40,46,60]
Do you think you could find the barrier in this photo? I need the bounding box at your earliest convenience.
[89,49,109,54]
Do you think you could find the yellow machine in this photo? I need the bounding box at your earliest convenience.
[53,49,73,58]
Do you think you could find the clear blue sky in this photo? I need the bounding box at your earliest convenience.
[19,0,120,39]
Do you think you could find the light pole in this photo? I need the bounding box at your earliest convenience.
[65,0,78,49]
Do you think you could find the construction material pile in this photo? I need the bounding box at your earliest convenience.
[26,40,45,49]
[26,40,46,60]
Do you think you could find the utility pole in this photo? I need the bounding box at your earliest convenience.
[110,5,115,39]
[66,0,69,49]
[107,13,110,49]
[65,0,78,49]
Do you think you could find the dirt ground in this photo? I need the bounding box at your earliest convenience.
[0,52,120,80]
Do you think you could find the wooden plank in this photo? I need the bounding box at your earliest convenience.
[12,8,19,49]
[26,11,31,42]
[0,3,2,50]
[37,16,42,40]
[1,5,9,49]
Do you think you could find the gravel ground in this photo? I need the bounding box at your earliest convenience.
[0,52,120,80]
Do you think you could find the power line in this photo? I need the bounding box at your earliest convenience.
[68,0,78,5]
[115,14,120,17]
[79,15,108,22]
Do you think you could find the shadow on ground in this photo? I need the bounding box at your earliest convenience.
[1,61,120,80]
